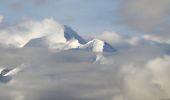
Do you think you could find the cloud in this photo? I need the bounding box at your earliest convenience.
[143,34,170,44]
[0,15,4,23]
[96,31,123,45]
[0,44,169,100]
[120,56,170,100]
[147,56,170,97]
[120,0,170,33]
[95,31,143,49]
[0,36,169,100]
[0,18,65,48]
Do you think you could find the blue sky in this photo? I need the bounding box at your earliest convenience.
[0,0,126,35]
[1,0,169,36]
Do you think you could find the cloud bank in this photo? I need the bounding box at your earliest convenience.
[0,45,170,100]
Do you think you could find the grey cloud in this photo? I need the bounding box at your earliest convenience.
[119,0,170,33]
[0,40,170,100]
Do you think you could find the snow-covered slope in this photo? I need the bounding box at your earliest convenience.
[25,37,116,52]
[79,39,116,52]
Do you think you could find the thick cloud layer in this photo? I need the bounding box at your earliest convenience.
[0,45,170,100]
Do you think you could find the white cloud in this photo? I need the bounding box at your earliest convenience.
[96,31,123,45]
[96,31,144,49]
[0,18,66,48]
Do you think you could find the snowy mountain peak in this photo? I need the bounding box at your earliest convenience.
[24,25,86,48]
[23,23,116,53]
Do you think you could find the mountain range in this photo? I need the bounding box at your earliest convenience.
[24,25,116,53]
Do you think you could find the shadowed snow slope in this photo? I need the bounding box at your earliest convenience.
[64,25,86,44]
